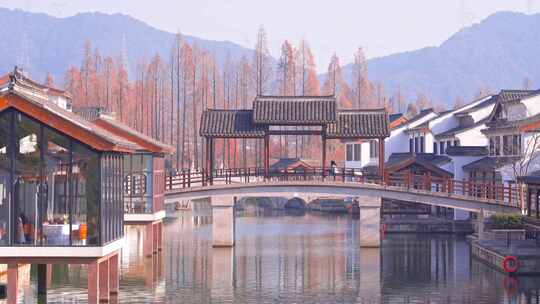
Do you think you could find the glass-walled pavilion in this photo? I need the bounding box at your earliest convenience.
[91,117,173,217]
[0,109,124,247]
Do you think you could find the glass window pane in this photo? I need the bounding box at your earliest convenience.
[0,111,11,245]
[42,128,71,246]
[353,144,361,161]
[346,145,353,162]
[73,142,100,245]
[13,112,41,245]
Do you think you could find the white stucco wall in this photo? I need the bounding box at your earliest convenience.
[384,112,438,160]
[521,95,540,118]
[455,125,488,147]
[344,141,372,169]
[469,103,495,122]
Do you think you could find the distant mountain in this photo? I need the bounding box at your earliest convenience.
[2,8,539,109]
[340,12,540,108]
[0,7,256,82]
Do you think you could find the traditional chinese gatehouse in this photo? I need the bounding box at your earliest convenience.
[199,96,390,181]
[0,72,138,303]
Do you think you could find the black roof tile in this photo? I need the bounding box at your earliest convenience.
[326,109,390,139]
[445,146,489,157]
[200,110,266,138]
[253,96,336,125]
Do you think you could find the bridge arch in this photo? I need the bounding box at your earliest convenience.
[284,197,308,209]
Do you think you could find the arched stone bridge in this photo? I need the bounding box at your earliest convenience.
[164,168,522,248]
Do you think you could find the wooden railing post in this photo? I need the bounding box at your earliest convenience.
[508,183,513,205]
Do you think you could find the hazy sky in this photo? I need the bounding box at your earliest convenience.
[1,0,538,71]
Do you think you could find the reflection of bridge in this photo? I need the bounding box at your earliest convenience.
[164,168,522,248]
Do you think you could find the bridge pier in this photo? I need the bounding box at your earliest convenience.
[358,197,382,248]
[212,197,236,247]
[477,209,486,240]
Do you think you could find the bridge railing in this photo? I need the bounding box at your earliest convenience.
[165,167,523,208]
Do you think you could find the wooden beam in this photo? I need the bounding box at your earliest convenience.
[267,130,323,136]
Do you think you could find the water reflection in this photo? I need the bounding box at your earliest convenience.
[4,209,540,303]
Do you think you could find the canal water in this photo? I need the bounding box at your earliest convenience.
[8,209,540,303]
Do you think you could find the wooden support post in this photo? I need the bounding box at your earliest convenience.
[379,137,385,179]
[99,259,110,303]
[144,223,154,258]
[37,264,47,297]
[110,253,119,295]
[182,170,186,188]
[7,263,18,304]
[536,189,540,219]
[322,127,327,180]
[88,260,99,304]
[209,138,214,186]
[264,134,270,179]
[509,184,513,205]
[527,188,532,217]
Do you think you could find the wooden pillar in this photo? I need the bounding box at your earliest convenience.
[144,223,154,258]
[99,259,110,303]
[209,138,214,185]
[37,264,47,297]
[264,134,270,179]
[109,253,119,295]
[537,189,540,219]
[157,221,163,251]
[527,187,532,217]
[7,263,18,304]
[88,260,99,304]
[322,127,327,179]
[379,137,385,179]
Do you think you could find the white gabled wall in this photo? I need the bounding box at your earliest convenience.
[384,112,438,160]
[521,95,540,118]
[455,125,488,147]
[470,103,495,122]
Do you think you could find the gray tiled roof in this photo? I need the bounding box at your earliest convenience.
[1,78,141,152]
[445,146,489,157]
[462,156,518,171]
[326,109,390,139]
[270,158,314,171]
[389,113,404,123]
[200,110,266,138]
[403,108,435,125]
[386,153,452,167]
[385,153,453,177]
[454,95,497,116]
[496,89,539,103]
[435,118,488,139]
[253,96,336,125]
[518,170,540,184]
